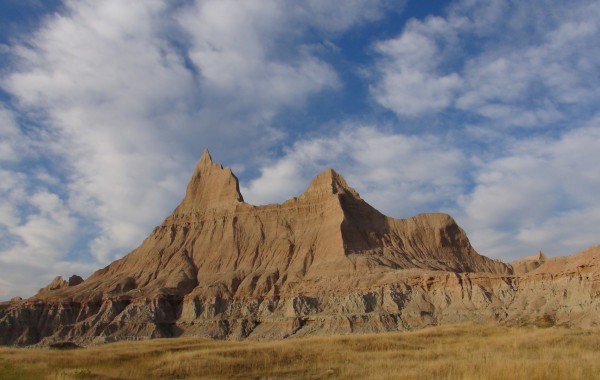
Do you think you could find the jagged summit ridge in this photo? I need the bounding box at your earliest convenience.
[198,148,213,167]
[177,152,361,212]
[511,250,548,274]
[0,149,528,346]
[58,150,509,293]
[176,149,244,212]
[301,168,361,199]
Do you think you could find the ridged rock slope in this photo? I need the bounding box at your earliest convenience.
[1,150,598,346]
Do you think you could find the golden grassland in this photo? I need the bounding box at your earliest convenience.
[1,324,600,379]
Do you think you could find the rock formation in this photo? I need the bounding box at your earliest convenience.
[1,150,599,346]
[37,275,84,295]
[511,250,547,274]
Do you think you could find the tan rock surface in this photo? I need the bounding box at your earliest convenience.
[511,251,547,274]
[528,245,600,275]
[1,150,599,346]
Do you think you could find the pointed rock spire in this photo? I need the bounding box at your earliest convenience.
[536,250,547,261]
[176,149,244,212]
[302,168,360,199]
[192,148,216,176]
[198,148,213,166]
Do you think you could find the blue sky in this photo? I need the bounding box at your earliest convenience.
[1,0,599,299]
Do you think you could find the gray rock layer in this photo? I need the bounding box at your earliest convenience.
[2,266,600,346]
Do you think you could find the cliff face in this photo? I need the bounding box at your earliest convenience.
[1,151,598,346]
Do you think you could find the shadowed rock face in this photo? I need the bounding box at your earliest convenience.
[1,151,599,346]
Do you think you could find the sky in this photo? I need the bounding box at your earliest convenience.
[0,0,599,299]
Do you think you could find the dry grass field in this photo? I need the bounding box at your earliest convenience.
[1,323,600,379]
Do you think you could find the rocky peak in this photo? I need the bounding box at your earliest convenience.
[511,250,548,274]
[37,274,83,295]
[535,250,547,261]
[68,275,84,287]
[175,149,244,212]
[197,148,213,168]
[301,168,361,199]
[46,276,68,291]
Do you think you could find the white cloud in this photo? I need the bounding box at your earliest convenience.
[0,167,95,298]
[295,0,405,33]
[0,259,98,301]
[0,0,397,298]
[178,0,339,119]
[372,17,463,116]
[372,0,600,126]
[5,0,200,262]
[458,124,600,259]
[0,170,27,227]
[6,191,78,264]
[0,106,29,162]
[245,122,600,262]
[1,0,598,300]
[517,207,600,253]
[370,0,600,262]
[2,0,345,264]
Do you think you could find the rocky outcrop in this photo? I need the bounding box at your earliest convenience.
[37,275,84,295]
[511,251,547,274]
[1,150,598,346]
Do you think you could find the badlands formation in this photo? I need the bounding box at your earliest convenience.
[1,150,599,346]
